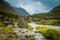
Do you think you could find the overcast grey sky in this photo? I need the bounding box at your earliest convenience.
[5,0,60,15]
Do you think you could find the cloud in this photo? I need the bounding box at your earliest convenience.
[5,0,60,15]
[16,1,50,15]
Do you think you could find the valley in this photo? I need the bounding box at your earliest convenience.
[0,0,60,40]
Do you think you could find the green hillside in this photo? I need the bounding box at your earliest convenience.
[28,5,60,26]
[0,3,19,21]
[0,3,19,27]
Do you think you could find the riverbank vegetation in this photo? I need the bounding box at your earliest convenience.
[36,26,60,40]
[25,24,33,30]
[0,25,18,40]
[0,9,19,40]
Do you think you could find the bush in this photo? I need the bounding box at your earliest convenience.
[25,24,33,30]
[27,35,36,40]
[3,25,13,33]
[36,26,60,40]
[36,26,48,34]
[44,29,60,40]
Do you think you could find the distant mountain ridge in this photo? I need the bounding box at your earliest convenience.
[50,5,60,13]
[30,5,60,19]
[13,7,30,16]
[28,5,60,26]
[0,0,29,16]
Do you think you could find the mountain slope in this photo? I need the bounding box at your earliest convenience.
[28,5,60,26]
[0,0,18,15]
[50,5,60,13]
[0,0,29,16]
[30,5,60,19]
[48,5,60,20]
[13,7,29,16]
[0,0,19,24]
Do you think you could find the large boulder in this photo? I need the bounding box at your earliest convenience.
[17,17,27,28]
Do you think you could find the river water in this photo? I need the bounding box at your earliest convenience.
[29,22,60,30]
[13,22,60,40]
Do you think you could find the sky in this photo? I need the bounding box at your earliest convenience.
[5,0,60,15]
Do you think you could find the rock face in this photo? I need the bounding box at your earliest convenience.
[17,17,26,28]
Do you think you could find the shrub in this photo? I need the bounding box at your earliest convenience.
[3,25,13,33]
[25,24,33,30]
[36,26,48,34]
[44,29,60,40]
